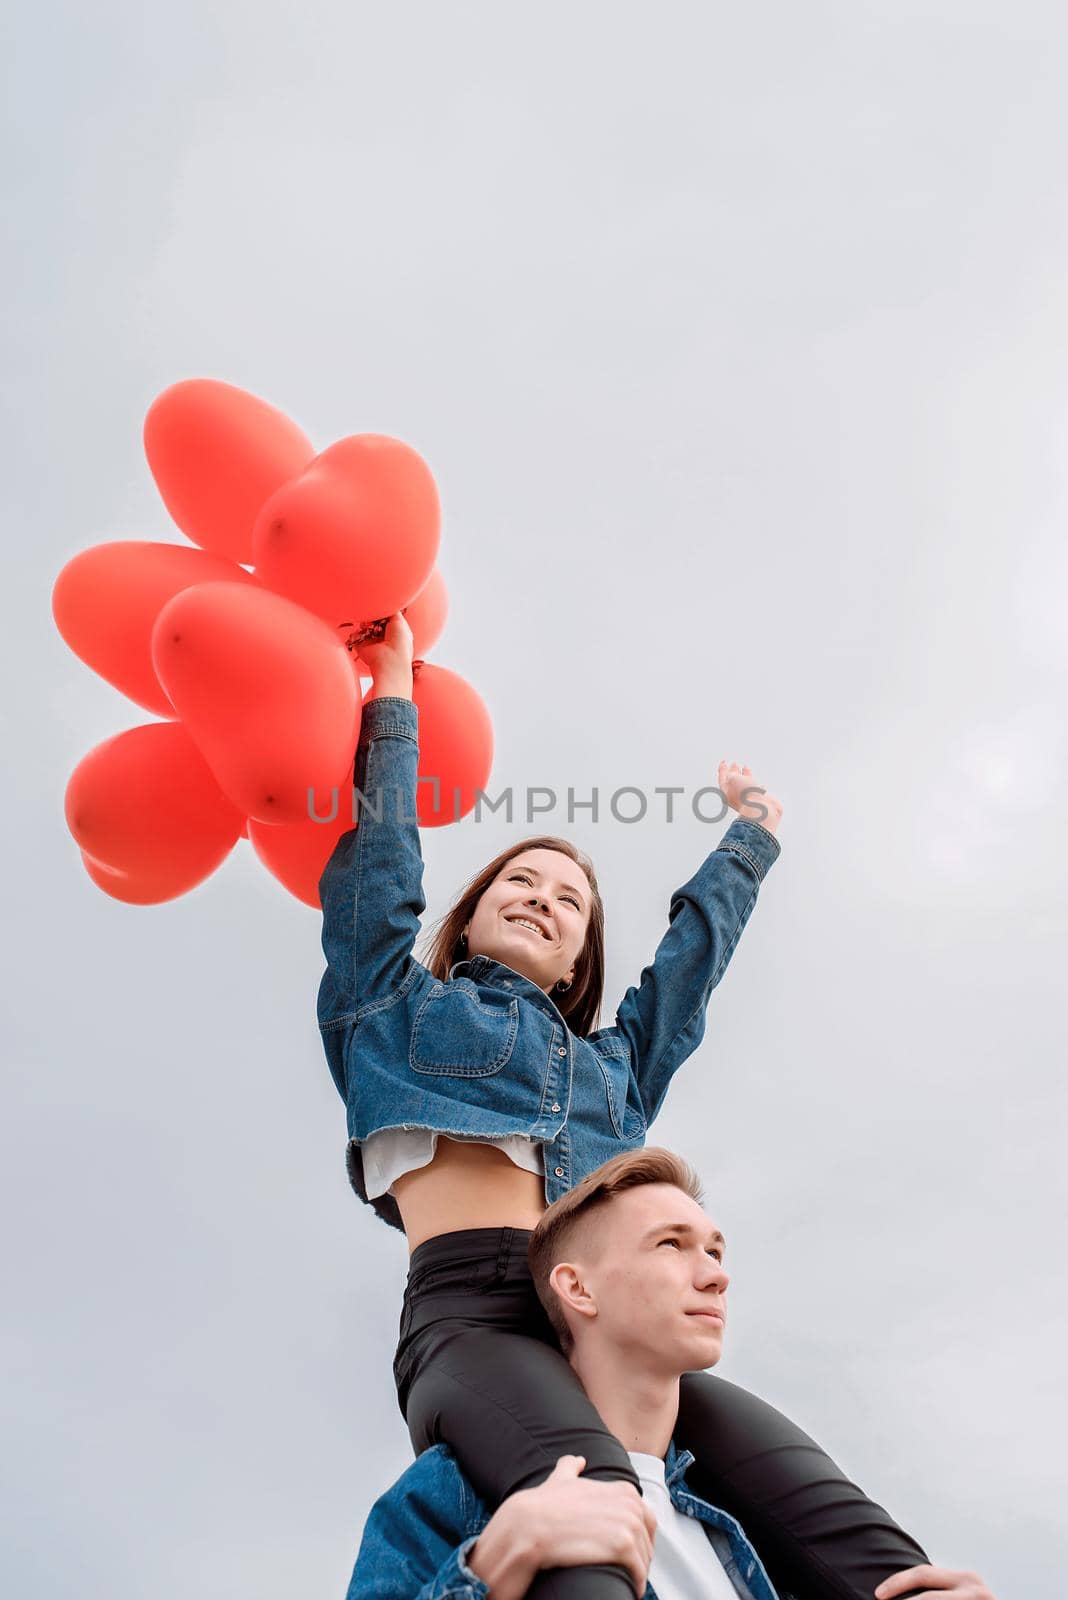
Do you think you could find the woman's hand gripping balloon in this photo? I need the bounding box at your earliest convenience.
[717,760,784,836]
[357,611,416,702]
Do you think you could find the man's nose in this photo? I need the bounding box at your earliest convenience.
[698,1259,729,1292]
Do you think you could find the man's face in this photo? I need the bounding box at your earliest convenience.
[557,1183,730,1375]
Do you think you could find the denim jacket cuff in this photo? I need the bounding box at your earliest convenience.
[434,1535,491,1597]
[357,695,419,746]
[717,815,781,881]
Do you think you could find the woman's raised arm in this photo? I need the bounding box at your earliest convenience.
[317,616,427,1038]
[610,764,783,1126]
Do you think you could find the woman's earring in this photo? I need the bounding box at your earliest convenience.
[557,977,572,992]
[460,930,468,946]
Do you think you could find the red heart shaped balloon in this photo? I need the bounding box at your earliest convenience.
[52,540,260,716]
[65,721,244,889]
[248,792,357,910]
[405,567,449,657]
[79,849,222,905]
[407,664,494,827]
[252,434,440,626]
[151,580,360,824]
[145,379,315,563]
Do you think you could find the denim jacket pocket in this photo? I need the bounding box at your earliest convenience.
[410,982,520,1077]
[597,1048,648,1140]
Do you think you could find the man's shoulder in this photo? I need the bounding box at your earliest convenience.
[349,1447,491,1599]
[369,1444,489,1530]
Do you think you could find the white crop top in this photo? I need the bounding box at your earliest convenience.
[360,1127,545,1200]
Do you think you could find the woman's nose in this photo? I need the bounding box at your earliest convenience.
[528,894,550,913]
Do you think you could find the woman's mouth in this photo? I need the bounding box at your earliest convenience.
[504,915,551,941]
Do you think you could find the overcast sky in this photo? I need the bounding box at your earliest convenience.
[6,3,1067,1596]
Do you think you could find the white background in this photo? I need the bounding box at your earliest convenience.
[7,3,1067,1595]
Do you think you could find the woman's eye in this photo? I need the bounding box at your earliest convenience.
[509,874,579,910]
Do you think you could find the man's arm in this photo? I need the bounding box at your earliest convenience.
[347,1452,656,1600]
[466,1455,656,1600]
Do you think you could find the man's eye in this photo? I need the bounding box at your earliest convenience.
[659,1238,682,1248]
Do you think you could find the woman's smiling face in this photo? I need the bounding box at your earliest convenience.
[463,848,592,993]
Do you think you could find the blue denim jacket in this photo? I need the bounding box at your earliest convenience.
[346,1438,784,1600]
[318,697,781,1232]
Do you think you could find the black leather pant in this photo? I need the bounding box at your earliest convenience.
[394,1227,929,1600]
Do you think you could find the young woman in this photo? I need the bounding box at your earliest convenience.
[317,614,929,1600]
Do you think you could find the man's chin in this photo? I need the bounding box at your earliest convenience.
[681,1323,724,1365]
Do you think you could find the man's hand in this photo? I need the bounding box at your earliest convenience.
[358,612,415,701]
[467,1454,657,1600]
[875,1566,996,1600]
[717,760,784,837]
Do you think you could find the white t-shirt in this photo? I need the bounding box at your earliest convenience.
[360,1127,544,1199]
[628,1451,740,1600]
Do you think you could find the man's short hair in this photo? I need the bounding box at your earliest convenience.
[527,1147,704,1354]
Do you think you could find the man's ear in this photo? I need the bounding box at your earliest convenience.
[549,1261,598,1327]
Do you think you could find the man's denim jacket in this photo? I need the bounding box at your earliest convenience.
[318,697,780,1232]
[346,1437,783,1600]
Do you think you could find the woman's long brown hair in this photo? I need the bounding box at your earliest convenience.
[421,835,606,1037]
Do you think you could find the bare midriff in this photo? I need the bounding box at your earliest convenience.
[391,1136,548,1253]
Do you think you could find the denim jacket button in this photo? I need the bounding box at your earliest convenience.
[551,1103,561,1113]
[557,1046,566,1057]
[554,1166,564,1177]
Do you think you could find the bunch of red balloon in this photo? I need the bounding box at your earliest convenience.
[53,379,494,909]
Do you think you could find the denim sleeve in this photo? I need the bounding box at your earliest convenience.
[611,817,781,1125]
[345,1451,491,1600]
[417,1539,490,1600]
[346,1534,489,1600]
[317,696,427,1033]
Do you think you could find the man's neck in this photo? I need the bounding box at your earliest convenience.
[569,1343,680,1459]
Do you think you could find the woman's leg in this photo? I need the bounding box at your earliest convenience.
[405,1322,642,1600]
[394,1228,644,1597]
[676,1372,930,1600]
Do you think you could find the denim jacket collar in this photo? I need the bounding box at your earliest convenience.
[657,1439,781,1600]
[447,953,572,1028]
[664,1437,696,1488]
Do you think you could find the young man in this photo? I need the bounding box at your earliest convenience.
[347,1150,997,1600]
